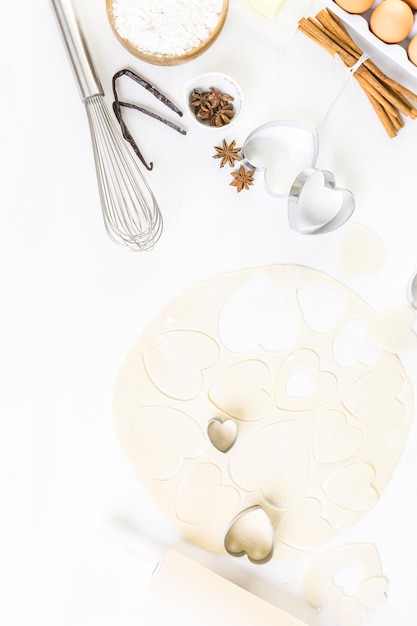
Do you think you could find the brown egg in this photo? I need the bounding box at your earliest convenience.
[403,0,417,8]
[408,33,417,65]
[333,0,375,12]
[370,0,414,43]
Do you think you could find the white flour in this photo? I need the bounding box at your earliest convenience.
[112,0,224,57]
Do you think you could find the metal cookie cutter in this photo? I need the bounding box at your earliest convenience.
[407,270,417,309]
[242,120,355,234]
[288,168,355,235]
[242,120,319,198]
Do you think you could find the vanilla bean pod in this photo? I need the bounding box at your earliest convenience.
[112,69,184,116]
[112,100,154,171]
[116,100,187,135]
[112,68,186,169]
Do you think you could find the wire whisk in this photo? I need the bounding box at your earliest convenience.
[50,0,163,251]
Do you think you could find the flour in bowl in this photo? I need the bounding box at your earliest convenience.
[111,0,225,57]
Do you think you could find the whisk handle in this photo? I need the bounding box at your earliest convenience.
[50,0,103,100]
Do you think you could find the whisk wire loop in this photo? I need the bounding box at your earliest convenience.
[85,95,163,251]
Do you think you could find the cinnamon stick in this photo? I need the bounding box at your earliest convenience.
[386,77,417,110]
[366,92,403,138]
[365,94,397,138]
[319,9,363,58]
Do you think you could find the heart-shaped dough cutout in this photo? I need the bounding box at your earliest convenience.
[131,406,206,480]
[242,120,319,197]
[207,417,238,453]
[323,462,378,512]
[176,463,240,526]
[229,421,309,506]
[368,306,417,353]
[343,369,406,429]
[313,410,364,463]
[304,543,387,626]
[218,274,299,353]
[208,360,272,422]
[338,224,386,278]
[143,330,219,400]
[278,498,332,548]
[288,168,354,235]
[275,349,338,411]
[224,506,275,564]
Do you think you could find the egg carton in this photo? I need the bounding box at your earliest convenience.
[329,1,417,86]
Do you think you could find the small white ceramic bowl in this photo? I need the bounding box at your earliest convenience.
[184,72,243,130]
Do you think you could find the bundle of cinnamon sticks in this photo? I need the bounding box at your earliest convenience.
[298,8,417,137]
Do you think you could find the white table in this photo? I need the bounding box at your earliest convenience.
[1,1,416,624]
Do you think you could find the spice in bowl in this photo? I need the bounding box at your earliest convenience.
[189,86,235,127]
[185,72,243,129]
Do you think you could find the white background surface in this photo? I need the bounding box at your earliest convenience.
[1,0,417,624]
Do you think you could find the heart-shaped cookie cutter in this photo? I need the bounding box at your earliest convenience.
[242,120,319,198]
[288,168,355,235]
[407,270,417,309]
[224,505,275,564]
[242,120,355,234]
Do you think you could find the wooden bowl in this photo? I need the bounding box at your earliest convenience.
[106,0,229,66]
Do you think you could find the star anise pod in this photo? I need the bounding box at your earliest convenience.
[207,86,234,109]
[213,139,242,168]
[230,165,255,192]
[210,104,235,127]
[196,104,213,121]
[189,88,210,109]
